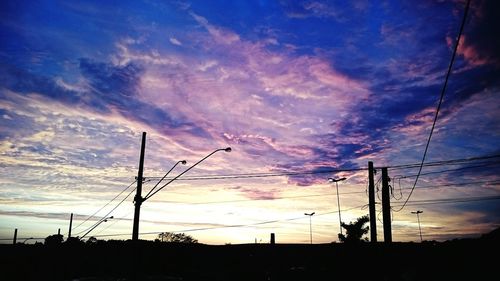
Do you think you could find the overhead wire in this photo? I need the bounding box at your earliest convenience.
[69,180,136,234]
[89,205,368,239]
[393,0,471,212]
[138,154,500,182]
[74,186,137,237]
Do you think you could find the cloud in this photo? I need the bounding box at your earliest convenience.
[238,187,279,200]
[190,12,240,44]
[282,1,344,20]
[453,0,500,67]
[169,37,182,46]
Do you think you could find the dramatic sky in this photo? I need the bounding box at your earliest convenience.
[1,0,499,244]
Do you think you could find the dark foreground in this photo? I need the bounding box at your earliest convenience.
[1,237,498,281]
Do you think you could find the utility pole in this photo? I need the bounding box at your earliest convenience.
[381,167,392,243]
[368,161,377,243]
[68,213,73,239]
[132,132,146,241]
[13,228,17,244]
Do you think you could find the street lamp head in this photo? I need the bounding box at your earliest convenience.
[109,216,114,219]
[328,177,347,183]
[224,147,232,152]
[180,160,187,165]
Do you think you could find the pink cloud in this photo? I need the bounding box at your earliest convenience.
[447,35,496,67]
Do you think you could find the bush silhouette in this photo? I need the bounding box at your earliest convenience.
[44,234,63,246]
[157,232,198,243]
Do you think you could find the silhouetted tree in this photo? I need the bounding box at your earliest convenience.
[338,215,369,243]
[158,232,198,243]
[44,234,63,246]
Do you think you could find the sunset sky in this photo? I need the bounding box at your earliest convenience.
[1,0,499,244]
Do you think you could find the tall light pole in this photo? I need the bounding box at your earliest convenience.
[328,177,347,236]
[304,212,315,244]
[81,216,113,240]
[132,137,231,241]
[411,210,423,242]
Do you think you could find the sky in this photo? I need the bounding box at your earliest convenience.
[0,0,499,244]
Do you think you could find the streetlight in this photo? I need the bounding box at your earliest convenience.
[411,210,423,242]
[132,146,231,240]
[80,216,113,240]
[328,177,347,236]
[304,212,315,244]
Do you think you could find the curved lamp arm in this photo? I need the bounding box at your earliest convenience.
[144,160,187,199]
[143,147,231,201]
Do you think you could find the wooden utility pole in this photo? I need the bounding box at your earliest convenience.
[368,161,377,242]
[381,167,392,243]
[132,132,146,241]
[13,228,17,244]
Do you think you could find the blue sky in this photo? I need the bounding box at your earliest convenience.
[0,0,499,244]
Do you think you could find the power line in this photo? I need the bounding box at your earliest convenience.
[74,186,136,237]
[90,205,367,239]
[88,194,500,239]
[140,154,500,181]
[3,193,499,241]
[392,195,500,207]
[392,162,500,179]
[70,180,136,234]
[386,155,500,171]
[393,0,471,212]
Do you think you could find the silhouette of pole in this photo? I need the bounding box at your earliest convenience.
[81,216,113,240]
[368,161,377,242]
[411,210,423,242]
[68,213,73,239]
[304,212,315,244]
[13,228,17,244]
[381,167,392,243]
[132,132,146,241]
[328,177,346,236]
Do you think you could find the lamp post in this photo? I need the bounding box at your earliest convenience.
[328,177,347,236]
[132,145,231,241]
[411,210,423,242]
[81,216,113,240]
[304,212,315,244]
